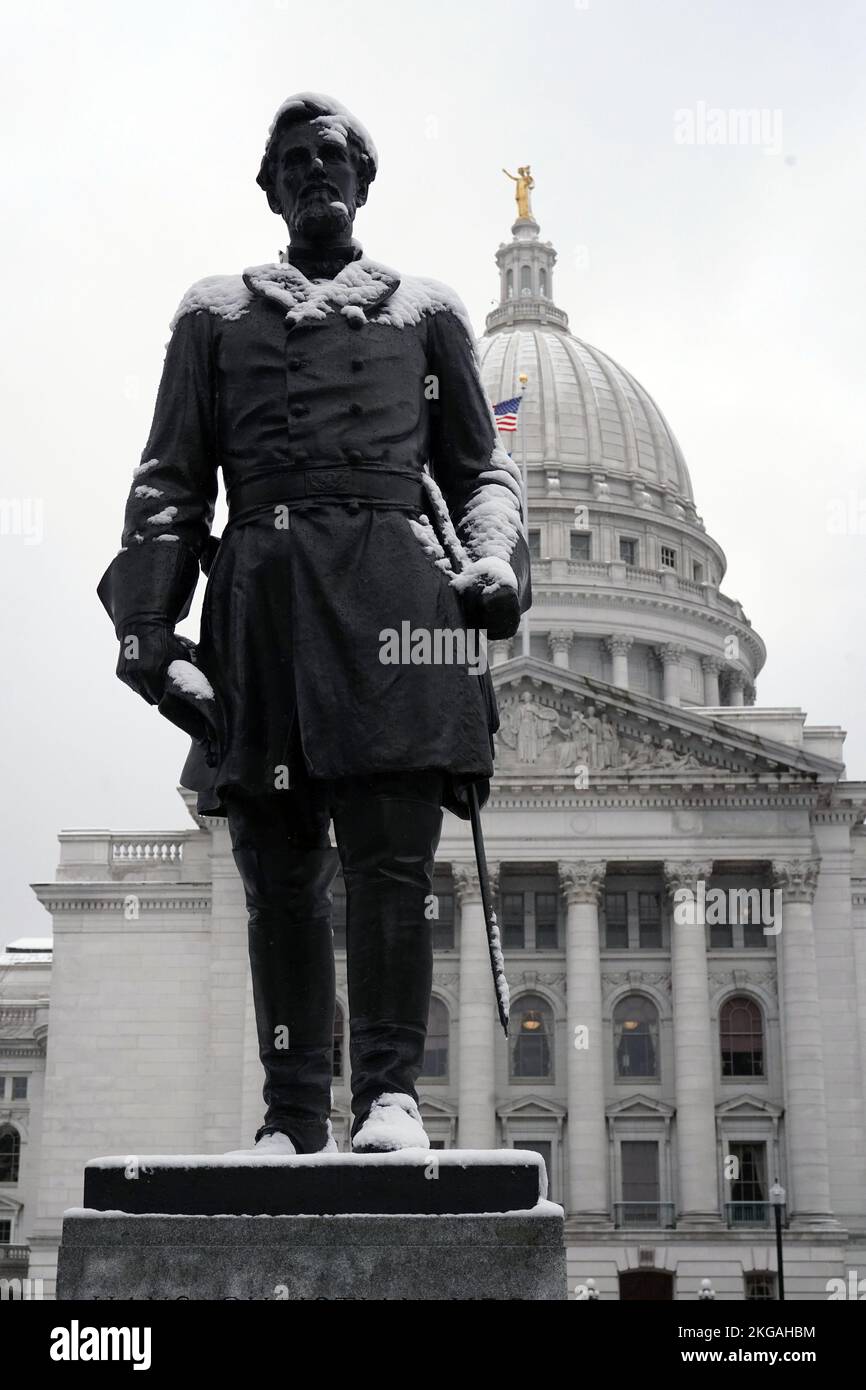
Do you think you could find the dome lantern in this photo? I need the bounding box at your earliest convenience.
[486,215,569,334]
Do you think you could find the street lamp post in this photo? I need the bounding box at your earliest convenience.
[698,1278,716,1301]
[769,1180,786,1301]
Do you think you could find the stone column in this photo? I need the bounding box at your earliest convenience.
[604,634,633,690]
[548,630,574,670]
[454,862,498,1149]
[664,860,721,1225]
[772,859,836,1227]
[700,656,723,706]
[726,669,746,706]
[559,861,609,1220]
[655,644,685,707]
[488,638,514,668]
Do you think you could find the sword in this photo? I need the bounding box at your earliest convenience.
[420,467,510,1034]
[467,781,510,1037]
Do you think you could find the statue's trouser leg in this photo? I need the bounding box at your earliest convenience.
[225,789,338,1153]
[331,771,444,1138]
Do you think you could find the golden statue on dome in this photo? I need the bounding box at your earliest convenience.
[502,165,535,220]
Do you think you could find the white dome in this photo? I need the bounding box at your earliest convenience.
[478,327,694,503]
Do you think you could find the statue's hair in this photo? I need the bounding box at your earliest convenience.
[256,92,378,201]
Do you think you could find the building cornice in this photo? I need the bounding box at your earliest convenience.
[30,883,212,915]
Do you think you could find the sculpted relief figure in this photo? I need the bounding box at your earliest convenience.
[620,733,705,773]
[654,737,704,771]
[556,703,620,773]
[555,708,591,771]
[620,732,657,770]
[499,690,560,763]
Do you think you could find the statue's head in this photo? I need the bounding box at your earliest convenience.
[257,92,378,244]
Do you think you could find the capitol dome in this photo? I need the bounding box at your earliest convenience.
[477,211,765,709]
[480,315,693,502]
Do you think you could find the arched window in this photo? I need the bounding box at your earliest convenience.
[520,264,532,295]
[0,1128,20,1184]
[511,994,554,1079]
[506,268,513,299]
[720,996,764,1077]
[421,996,449,1078]
[333,1005,345,1081]
[538,268,547,298]
[614,995,659,1079]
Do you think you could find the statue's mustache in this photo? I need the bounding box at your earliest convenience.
[298,180,342,202]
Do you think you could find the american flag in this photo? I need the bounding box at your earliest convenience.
[492,395,522,433]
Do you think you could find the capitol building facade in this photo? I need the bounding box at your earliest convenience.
[3,210,866,1300]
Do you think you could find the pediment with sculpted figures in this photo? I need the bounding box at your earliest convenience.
[490,658,841,786]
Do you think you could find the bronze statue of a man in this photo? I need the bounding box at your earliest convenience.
[98,93,531,1155]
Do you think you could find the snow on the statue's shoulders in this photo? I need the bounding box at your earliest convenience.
[378,271,473,338]
[170,274,253,330]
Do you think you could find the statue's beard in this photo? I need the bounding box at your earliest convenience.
[289,186,353,241]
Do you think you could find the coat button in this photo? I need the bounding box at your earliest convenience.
[347,316,363,331]
[346,500,360,515]
[346,449,363,464]
[349,403,362,416]
[351,360,364,372]
[289,403,309,418]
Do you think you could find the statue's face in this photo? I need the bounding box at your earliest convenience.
[267,120,367,242]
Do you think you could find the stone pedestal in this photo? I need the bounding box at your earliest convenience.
[56,1150,567,1301]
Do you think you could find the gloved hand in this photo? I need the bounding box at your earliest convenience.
[116,619,195,706]
[461,583,522,641]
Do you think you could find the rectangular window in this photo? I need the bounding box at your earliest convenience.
[432,891,455,951]
[729,1142,767,1224]
[693,561,704,583]
[709,920,734,948]
[660,545,677,570]
[517,1140,554,1203]
[429,1140,446,1150]
[740,893,766,949]
[11,1077,27,1101]
[0,1221,11,1243]
[638,892,662,949]
[604,891,628,949]
[528,529,541,560]
[570,531,591,561]
[619,537,638,566]
[502,892,526,950]
[534,892,559,950]
[745,1273,776,1300]
[621,1141,660,1207]
[0,1077,5,1101]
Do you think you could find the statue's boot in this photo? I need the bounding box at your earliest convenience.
[229,813,339,1154]
[331,774,443,1143]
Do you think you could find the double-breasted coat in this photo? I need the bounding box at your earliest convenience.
[98,250,532,819]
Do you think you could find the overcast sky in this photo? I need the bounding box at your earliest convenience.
[1,0,864,943]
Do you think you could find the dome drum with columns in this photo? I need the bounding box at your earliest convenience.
[479,213,765,708]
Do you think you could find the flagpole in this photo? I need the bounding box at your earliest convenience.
[518,371,529,657]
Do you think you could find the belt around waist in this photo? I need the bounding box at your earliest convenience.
[227,465,427,522]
